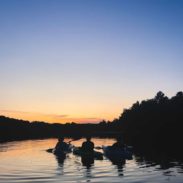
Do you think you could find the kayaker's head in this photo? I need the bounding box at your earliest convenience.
[116,136,123,143]
[58,137,64,142]
[86,136,91,142]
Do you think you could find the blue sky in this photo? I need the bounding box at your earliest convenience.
[0,0,183,123]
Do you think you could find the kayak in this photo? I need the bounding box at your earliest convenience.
[102,146,133,160]
[47,144,73,156]
[73,147,103,160]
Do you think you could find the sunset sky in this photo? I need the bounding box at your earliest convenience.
[0,0,183,123]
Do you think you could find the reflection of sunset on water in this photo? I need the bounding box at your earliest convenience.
[0,138,183,183]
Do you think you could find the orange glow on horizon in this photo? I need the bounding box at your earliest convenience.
[0,110,117,124]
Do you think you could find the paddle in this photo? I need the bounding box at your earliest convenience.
[67,136,82,144]
[94,146,103,150]
[46,148,54,153]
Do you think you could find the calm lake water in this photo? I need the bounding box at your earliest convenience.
[0,138,183,183]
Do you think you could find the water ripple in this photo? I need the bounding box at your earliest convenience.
[0,139,183,183]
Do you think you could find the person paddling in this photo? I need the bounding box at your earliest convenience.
[54,137,70,153]
[111,136,126,150]
[81,136,94,152]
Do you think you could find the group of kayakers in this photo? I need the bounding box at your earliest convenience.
[54,136,125,153]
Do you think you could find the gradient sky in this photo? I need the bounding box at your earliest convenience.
[0,0,183,123]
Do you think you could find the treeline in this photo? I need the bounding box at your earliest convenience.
[0,116,119,142]
[113,91,183,149]
[0,91,183,151]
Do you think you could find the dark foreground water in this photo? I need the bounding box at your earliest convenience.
[0,138,183,183]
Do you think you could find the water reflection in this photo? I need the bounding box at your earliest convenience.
[55,154,67,176]
[108,157,126,176]
[81,156,94,180]
[81,155,94,168]
[0,138,183,183]
[55,154,66,167]
[134,150,183,177]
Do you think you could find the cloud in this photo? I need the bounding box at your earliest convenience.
[47,114,69,118]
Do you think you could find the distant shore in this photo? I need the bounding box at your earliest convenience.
[1,91,183,152]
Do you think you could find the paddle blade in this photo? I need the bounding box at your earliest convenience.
[95,146,102,150]
[46,148,54,153]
